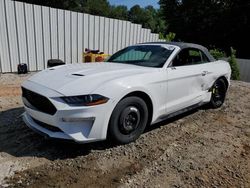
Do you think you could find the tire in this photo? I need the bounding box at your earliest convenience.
[108,96,148,144]
[209,78,227,109]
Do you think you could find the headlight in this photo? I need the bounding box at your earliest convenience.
[61,94,109,106]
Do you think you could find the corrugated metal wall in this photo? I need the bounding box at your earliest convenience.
[237,59,250,83]
[0,0,164,73]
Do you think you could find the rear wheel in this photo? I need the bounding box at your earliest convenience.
[108,97,148,144]
[209,78,227,108]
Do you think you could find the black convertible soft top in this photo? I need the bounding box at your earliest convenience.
[143,42,215,62]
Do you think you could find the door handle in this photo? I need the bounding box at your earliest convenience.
[201,71,208,76]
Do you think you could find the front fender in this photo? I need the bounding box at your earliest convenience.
[91,74,166,123]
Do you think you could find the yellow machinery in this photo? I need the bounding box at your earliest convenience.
[83,49,110,63]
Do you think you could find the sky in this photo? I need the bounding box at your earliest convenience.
[108,0,160,9]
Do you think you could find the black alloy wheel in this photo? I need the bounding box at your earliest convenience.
[108,96,148,144]
[209,78,227,108]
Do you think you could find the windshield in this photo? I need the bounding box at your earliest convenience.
[108,45,174,68]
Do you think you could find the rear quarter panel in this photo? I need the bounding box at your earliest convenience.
[205,60,231,89]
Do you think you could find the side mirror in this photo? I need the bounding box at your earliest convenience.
[47,59,65,68]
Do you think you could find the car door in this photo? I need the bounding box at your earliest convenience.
[197,52,217,92]
[166,48,208,114]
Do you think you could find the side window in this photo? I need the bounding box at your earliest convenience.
[172,49,189,67]
[201,52,210,63]
[188,49,203,65]
[172,48,210,67]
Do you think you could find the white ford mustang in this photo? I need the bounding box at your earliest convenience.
[22,42,231,144]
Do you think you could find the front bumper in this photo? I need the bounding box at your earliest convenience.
[22,81,115,143]
[23,112,72,140]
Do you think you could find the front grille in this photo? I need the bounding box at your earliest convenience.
[32,118,62,132]
[22,87,57,115]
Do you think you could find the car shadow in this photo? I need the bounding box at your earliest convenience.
[145,108,199,133]
[0,106,201,161]
[0,107,116,161]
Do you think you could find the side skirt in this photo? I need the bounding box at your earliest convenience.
[153,102,206,125]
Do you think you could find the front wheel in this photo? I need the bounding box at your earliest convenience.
[108,96,148,144]
[209,78,227,108]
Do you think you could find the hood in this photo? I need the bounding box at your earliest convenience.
[27,63,154,96]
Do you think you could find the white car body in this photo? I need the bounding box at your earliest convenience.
[22,42,231,143]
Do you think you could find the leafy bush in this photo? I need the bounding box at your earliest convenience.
[209,47,240,80]
[159,32,176,42]
[228,47,240,80]
[209,48,226,60]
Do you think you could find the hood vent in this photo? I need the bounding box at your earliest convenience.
[72,73,85,77]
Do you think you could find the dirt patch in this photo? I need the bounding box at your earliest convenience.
[8,156,144,188]
[0,86,21,97]
[0,73,34,110]
[0,73,249,187]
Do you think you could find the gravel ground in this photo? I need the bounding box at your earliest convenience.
[0,73,249,187]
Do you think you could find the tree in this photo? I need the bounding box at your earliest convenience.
[14,0,111,15]
[109,5,128,20]
[14,0,82,11]
[129,5,145,23]
[14,0,167,35]
[228,47,240,80]
[159,0,250,58]
[128,5,166,33]
[81,0,111,17]
[160,32,176,41]
[146,6,167,34]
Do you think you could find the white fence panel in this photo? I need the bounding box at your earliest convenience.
[121,21,127,49]
[34,5,44,70]
[142,28,146,42]
[146,29,151,42]
[237,59,250,82]
[88,15,94,50]
[42,6,51,68]
[58,9,65,61]
[113,19,118,53]
[108,19,114,55]
[83,14,89,53]
[103,17,109,54]
[154,34,158,42]
[50,8,58,59]
[125,21,131,47]
[25,3,37,71]
[15,2,28,66]
[6,0,19,72]
[149,34,153,42]
[129,24,135,46]
[0,1,161,73]
[133,24,137,45]
[99,17,104,52]
[64,10,71,64]
[117,20,122,51]
[71,12,78,63]
[157,34,160,41]
[137,25,142,43]
[94,16,99,50]
[77,13,83,63]
[142,29,147,42]
[0,0,11,72]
